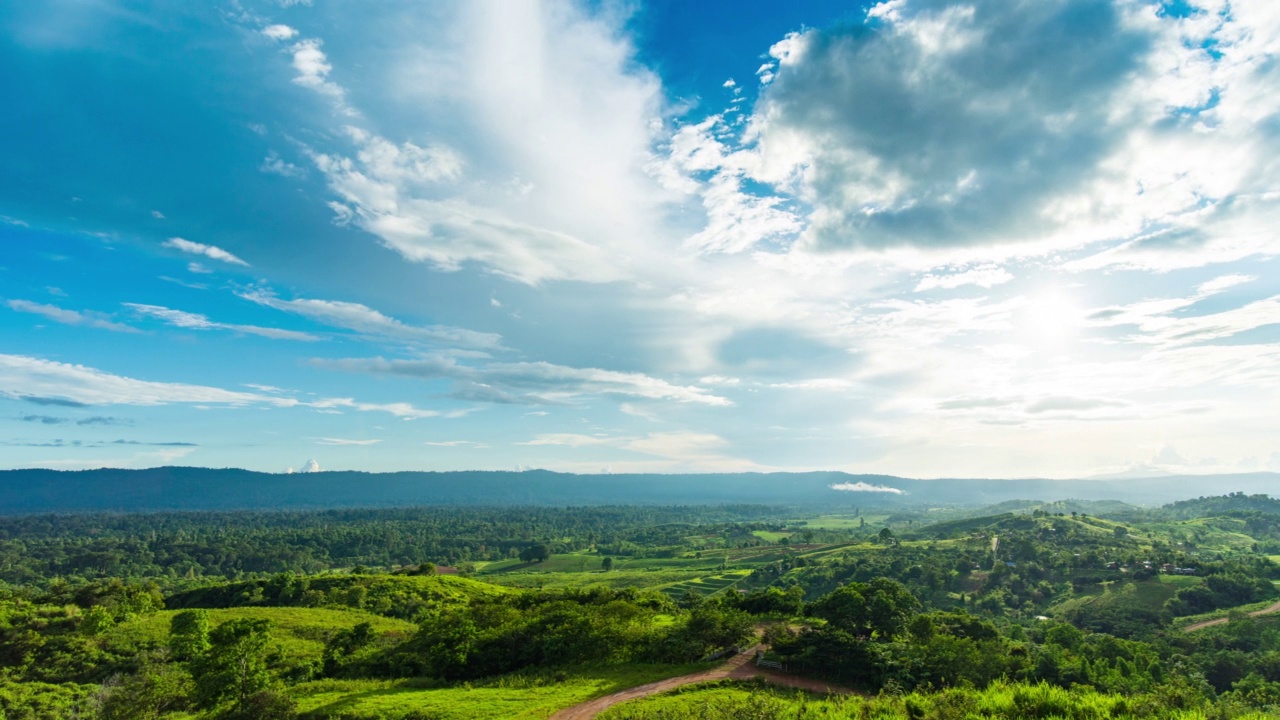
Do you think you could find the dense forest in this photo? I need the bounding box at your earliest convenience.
[0,494,1279,718]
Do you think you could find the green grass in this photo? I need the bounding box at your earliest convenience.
[480,553,725,576]
[1157,574,1204,588]
[1172,598,1280,629]
[751,530,791,542]
[659,570,752,599]
[291,664,710,719]
[595,679,1261,720]
[482,568,714,591]
[801,514,889,530]
[103,606,415,662]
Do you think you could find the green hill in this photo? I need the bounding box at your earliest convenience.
[165,573,510,620]
[104,606,416,665]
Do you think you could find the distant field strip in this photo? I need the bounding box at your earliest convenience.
[660,570,752,598]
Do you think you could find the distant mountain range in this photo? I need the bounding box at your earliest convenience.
[0,467,1275,514]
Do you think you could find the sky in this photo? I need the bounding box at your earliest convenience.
[1,0,1279,479]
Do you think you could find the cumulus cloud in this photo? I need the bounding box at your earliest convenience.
[239,289,503,350]
[162,237,249,266]
[300,459,321,472]
[6,299,137,333]
[125,303,321,341]
[657,116,803,254]
[831,481,907,494]
[262,24,297,41]
[743,0,1162,253]
[268,1,674,285]
[666,0,1274,276]
[316,356,732,407]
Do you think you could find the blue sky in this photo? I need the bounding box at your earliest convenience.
[2,0,1279,478]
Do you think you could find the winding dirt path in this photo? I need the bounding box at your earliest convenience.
[548,646,854,720]
[1183,600,1280,632]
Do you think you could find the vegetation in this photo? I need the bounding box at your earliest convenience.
[1,494,1280,717]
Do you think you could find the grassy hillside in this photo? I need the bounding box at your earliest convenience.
[290,664,709,719]
[104,606,416,664]
[595,680,1266,720]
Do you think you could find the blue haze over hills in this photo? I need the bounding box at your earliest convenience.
[0,467,1274,514]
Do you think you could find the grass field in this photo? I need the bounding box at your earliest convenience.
[659,570,752,599]
[801,514,890,530]
[290,664,710,719]
[480,553,724,576]
[593,679,1246,720]
[1171,600,1280,629]
[1157,574,1203,588]
[482,568,716,591]
[104,606,415,662]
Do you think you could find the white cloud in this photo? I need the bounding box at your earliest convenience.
[1153,444,1186,466]
[316,437,381,445]
[1197,274,1257,296]
[680,0,1279,278]
[124,303,321,341]
[7,299,137,333]
[262,24,298,41]
[239,289,503,350]
[267,1,675,285]
[162,237,249,266]
[300,458,321,472]
[313,132,616,284]
[915,265,1014,292]
[0,353,438,419]
[317,356,732,407]
[260,151,305,178]
[289,38,344,99]
[830,481,906,494]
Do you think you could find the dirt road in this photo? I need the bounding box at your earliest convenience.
[548,647,853,720]
[1182,600,1280,632]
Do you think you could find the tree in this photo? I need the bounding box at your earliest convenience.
[99,655,193,720]
[323,622,376,677]
[519,544,551,563]
[170,609,210,660]
[192,619,276,714]
[808,578,919,639]
[601,557,614,572]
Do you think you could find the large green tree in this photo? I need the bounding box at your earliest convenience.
[808,578,920,639]
[169,609,210,661]
[191,618,276,714]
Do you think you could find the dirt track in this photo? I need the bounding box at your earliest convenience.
[1182,600,1280,632]
[548,646,853,720]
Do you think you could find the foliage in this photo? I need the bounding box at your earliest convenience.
[191,618,278,712]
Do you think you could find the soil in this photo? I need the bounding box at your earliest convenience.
[1182,599,1280,632]
[548,645,854,720]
